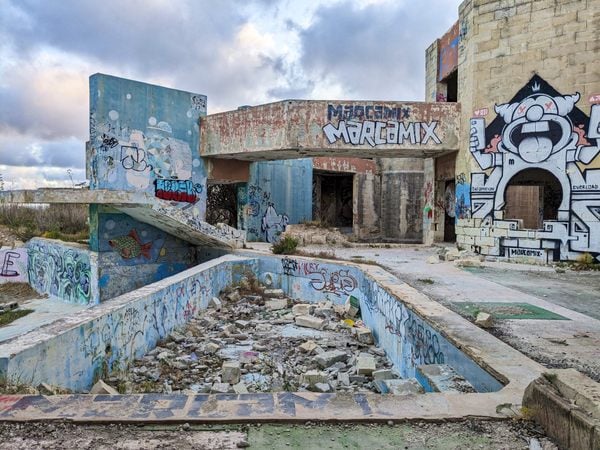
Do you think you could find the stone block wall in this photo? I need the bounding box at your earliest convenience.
[447,0,600,261]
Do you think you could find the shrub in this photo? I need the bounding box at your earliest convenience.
[271,235,299,254]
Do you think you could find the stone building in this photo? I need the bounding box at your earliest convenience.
[424,0,600,262]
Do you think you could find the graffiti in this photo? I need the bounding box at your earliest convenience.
[473,108,489,117]
[154,178,202,203]
[121,145,151,172]
[323,120,441,147]
[301,262,357,297]
[436,92,447,102]
[0,249,28,283]
[261,203,289,243]
[108,229,153,260]
[100,134,119,152]
[438,21,459,81]
[327,104,412,121]
[468,75,600,260]
[404,313,445,365]
[281,257,299,276]
[191,95,206,111]
[456,173,467,185]
[28,240,92,305]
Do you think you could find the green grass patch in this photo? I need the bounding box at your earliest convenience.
[0,309,33,327]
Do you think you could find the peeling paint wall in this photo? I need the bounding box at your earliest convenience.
[240,160,312,243]
[89,73,207,219]
[27,238,99,305]
[90,205,198,301]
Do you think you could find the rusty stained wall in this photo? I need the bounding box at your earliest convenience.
[201,100,460,160]
[438,21,459,82]
[312,157,376,174]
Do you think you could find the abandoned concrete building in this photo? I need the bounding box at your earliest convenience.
[0,1,598,443]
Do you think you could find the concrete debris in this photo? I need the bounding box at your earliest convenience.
[426,255,440,264]
[475,312,493,328]
[383,379,425,395]
[114,281,423,396]
[373,369,394,381]
[295,315,326,330]
[263,288,285,298]
[208,297,222,310]
[356,328,374,345]
[90,380,119,395]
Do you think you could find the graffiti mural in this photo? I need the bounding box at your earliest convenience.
[0,248,28,284]
[323,104,441,146]
[467,75,600,260]
[261,203,289,243]
[154,178,202,203]
[27,239,93,305]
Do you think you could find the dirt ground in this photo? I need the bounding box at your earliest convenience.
[0,420,556,449]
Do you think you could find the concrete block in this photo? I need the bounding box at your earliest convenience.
[208,297,222,310]
[416,364,476,393]
[299,340,319,354]
[314,350,348,368]
[356,354,376,376]
[221,361,241,384]
[373,369,394,381]
[356,327,374,344]
[384,379,424,395]
[337,372,350,386]
[90,380,119,395]
[474,236,496,246]
[491,228,509,238]
[264,288,285,298]
[265,298,288,310]
[475,312,493,328]
[295,315,326,330]
[301,370,327,386]
[233,382,248,394]
[292,303,312,316]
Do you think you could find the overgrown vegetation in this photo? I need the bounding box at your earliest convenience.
[271,235,299,254]
[0,203,88,242]
[0,309,33,327]
[556,252,600,271]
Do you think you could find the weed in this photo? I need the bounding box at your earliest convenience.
[417,278,435,284]
[271,235,299,255]
[542,372,558,383]
[0,309,33,327]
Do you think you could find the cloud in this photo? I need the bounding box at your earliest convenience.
[298,1,460,100]
[0,0,462,188]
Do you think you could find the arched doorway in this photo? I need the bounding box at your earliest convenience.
[503,168,563,229]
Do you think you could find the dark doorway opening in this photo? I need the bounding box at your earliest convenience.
[504,169,562,229]
[444,70,458,102]
[206,183,238,228]
[443,180,456,242]
[313,172,353,230]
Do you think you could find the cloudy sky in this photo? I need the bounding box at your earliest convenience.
[0,0,460,189]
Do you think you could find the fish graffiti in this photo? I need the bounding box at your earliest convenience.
[108,229,152,259]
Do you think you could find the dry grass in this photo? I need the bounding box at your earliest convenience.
[0,283,44,303]
[0,203,88,242]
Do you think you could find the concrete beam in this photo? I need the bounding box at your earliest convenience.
[0,188,155,205]
[201,100,460,160]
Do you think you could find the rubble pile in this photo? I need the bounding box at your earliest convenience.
[115,281,416,395]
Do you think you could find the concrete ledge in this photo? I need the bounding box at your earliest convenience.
[523,371,600,450]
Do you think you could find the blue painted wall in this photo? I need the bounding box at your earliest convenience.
[240,159,313,242]
[91,206,198,301]
[89,73,207,218]
[27,238,99,305]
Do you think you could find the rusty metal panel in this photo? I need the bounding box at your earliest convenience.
[438,21,459,81]
[201,100,460,160]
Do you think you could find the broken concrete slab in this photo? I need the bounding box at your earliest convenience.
[295,315,326,330]
[264,289,284,298]
[90,380,119,395]
[299,340,319,354]
[208,297,222,310]
[314,350,348,369]
[475,312,493,328]
[313,382,332,393]
[356,328,374,345]
[416,364,476,393]
[204,342,221,354]
[357,354,376,376]
[301,370,327,386]
[265,298,288,311]
[233,382,249,394]
[292,304,312,316]
[210,382,231,394]
[384,379,425,395]
[373,369,394,381]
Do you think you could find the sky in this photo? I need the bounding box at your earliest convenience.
[0,0,461,189]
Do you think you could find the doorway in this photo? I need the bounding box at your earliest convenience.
[504,169,562,229]
[206,183,238,227]
[313,172,353,231]
[443,180,456,242]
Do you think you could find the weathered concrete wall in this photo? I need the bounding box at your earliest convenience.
[90,206,198,301]
[239,160,312,243]
[379,159,424,242]
[0,247,28,284]
[447,0,600,261]
[251,254,503,392]
[0,255,255,391]
[89,73,207,219]
[438,21,459,83]
[201,100,460,160]
[312,157,377,174]
[353,172,381,240]
[27,238,99,305]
